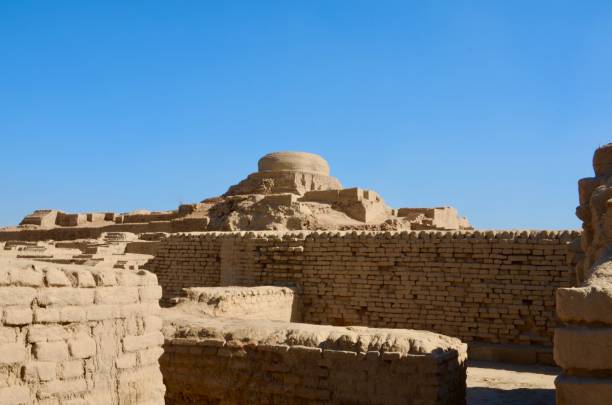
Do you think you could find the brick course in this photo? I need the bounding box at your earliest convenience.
[145,230,579,347]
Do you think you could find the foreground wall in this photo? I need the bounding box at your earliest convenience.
[555,143,612,404]
[0,258,165,405]
[161,314,467,405]
[145,230,579,352]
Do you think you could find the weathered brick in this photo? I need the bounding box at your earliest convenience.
[95,287,139,305]
[10,268,44,287]
[34,341,70,362]
[44,268,72,287]
[68,334,96,359]
[36,288,94,307]
[0,287,36,306]
[139,286,162,302]
[28,326,69,343]
[60,306,86,323]
[123,332,164,352]
[4,307,32,326]
[38,378,87,398]
[0,343,26,364]
[59,360,84,379]
[115,353,137,369]
[22,362,57,382]
[0,385,29,404]
[33,308,60,324]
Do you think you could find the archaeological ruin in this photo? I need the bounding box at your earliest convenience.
[0,147,610,404]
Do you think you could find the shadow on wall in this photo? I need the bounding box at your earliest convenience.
[467,387,554,405]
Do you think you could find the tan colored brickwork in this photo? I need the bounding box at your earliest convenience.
[160,317,467,405]
[555,143,612,404]
[0,258,165,405]
[145,230,579,347]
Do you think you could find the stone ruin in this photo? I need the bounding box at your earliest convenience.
[5,151,471,241]
[0,146,608,404]
[554,143,612,404]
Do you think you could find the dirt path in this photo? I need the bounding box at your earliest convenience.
[467,361,558,405]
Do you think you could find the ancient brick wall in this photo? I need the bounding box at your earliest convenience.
[161,319,467,405]
[0,258,165,405]
[145,230,579,349]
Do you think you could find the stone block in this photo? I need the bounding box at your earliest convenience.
[10,268,43,287]
[554,326,612,371]
[23,362,57,382]
[28,326,69,343]
[95,287,139,305]
[59,360,84,379]
[0,385,29,404]
[38,378,87,398]
[68,334,96,359]
[0,287,36,306]
[34,341,70,362]
[4,307,32,326]
[556,374,612,405]
[556,286,612,325]
[139,286,162,302]
[44,268,72,287]
[34,308,60,324]
[0,343,26,364]
[85,305,119,321]
[123,332,164,352]
[36,288,94,307]
[116,353,137,369]
[60,306,86,323]
[0,327,17,344]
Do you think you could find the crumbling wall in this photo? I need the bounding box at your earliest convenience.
[160,315,467,405]
[172,286,300,321]
[0,258,165,404]
[555,143,612,404]
[145,230,578,353]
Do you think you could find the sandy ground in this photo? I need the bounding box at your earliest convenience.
[467,361,557,405]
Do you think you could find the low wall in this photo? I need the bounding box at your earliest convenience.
[175,286,300,321]
[0,258,165,405]
[160,314,467,404]
[145,230,579,354]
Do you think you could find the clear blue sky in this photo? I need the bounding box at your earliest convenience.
[0,1,610,229]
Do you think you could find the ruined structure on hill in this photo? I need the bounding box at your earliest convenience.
[5,152,471,241]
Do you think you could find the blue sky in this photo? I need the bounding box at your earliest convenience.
[0,1,610,229]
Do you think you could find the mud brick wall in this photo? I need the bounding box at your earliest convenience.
[161,322,467,405]
[0,258,165,405]
[145,230,580,347]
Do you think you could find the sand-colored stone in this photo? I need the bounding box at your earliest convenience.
[257,151,331,175]
[0,258,165,404]
[3,151,471,237]
[555,143,612,404]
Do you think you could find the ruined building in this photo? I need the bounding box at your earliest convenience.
[0,147,609,404]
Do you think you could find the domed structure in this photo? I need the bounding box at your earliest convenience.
[258,152,330,176]
[224,151,342,196]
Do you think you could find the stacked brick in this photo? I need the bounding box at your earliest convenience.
[161,320,467,405]
[0,258,165,404]
[145,230,579,349]
[554,143,612,404]
[147,234,223,303]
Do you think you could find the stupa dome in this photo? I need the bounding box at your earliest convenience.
[257,152,330,176]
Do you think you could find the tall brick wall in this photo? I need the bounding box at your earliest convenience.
[145,230,579,348]
[0,258,165,405]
